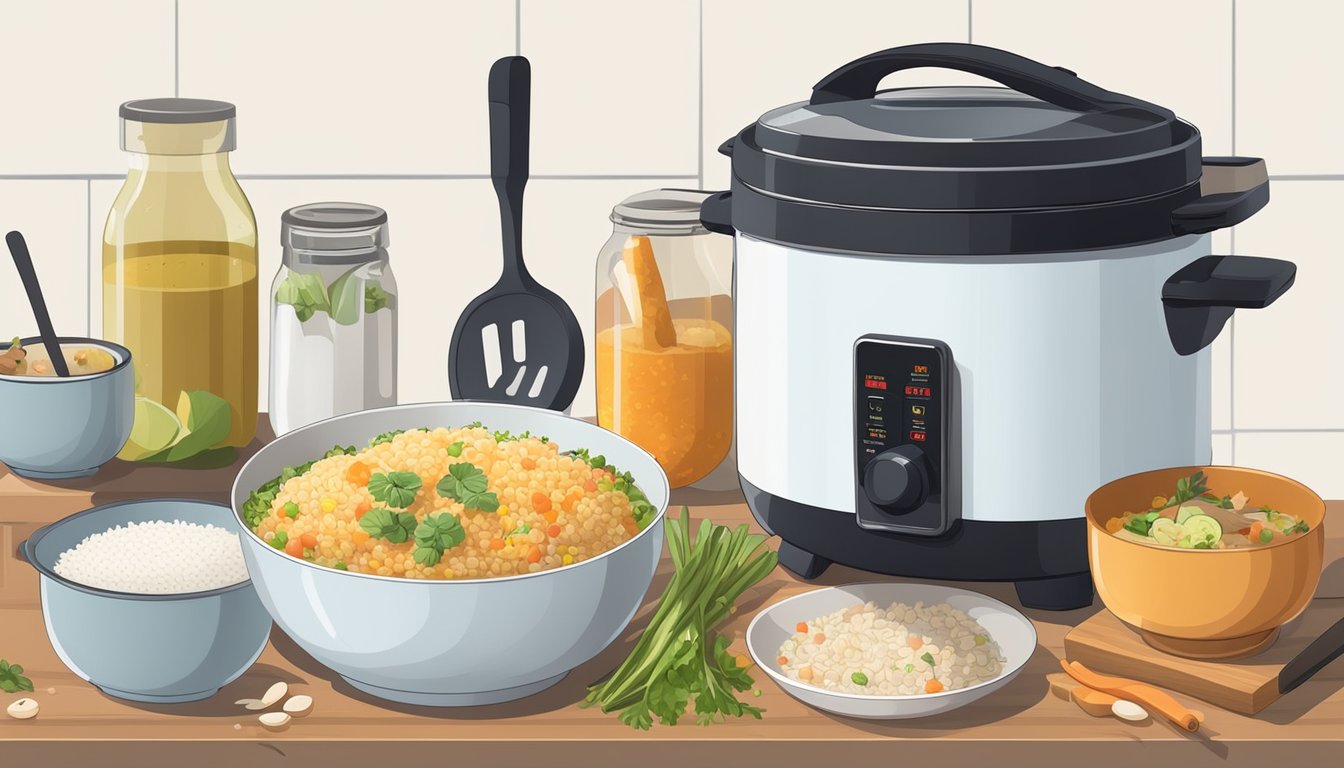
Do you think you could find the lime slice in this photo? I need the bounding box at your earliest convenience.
[1179,515,1223,549]
[117,397,182,460]
[1175,505,1205,524]
[1149,518,1184,547]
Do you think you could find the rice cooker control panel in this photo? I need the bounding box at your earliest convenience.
[853,335,954,536]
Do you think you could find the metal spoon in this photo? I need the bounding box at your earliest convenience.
[5,230,70,377]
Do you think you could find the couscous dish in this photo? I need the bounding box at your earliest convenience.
[241,424,657,580]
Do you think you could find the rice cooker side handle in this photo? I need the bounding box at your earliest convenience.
[808,42,1174,120]
[700,191,734,237]
[1171,157,1271,235]
[1161,255,1297,356]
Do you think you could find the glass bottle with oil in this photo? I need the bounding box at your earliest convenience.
[102,99,258,461]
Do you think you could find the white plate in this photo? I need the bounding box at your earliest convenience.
[746,582,1037,719]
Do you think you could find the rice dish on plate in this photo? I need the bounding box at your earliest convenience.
[53,519,248,594]
[776,600,1006,696]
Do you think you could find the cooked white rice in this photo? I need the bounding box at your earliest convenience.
[53,520,249,594]
[777,600,1006,696]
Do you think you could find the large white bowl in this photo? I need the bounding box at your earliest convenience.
[746,583,1037,719]
[230,402,669,706]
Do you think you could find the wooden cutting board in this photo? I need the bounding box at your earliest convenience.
[1064,602,1344,715]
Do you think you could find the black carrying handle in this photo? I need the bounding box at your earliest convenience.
[488,56,532,287]
[1171,157,1270,235]
[810,42,1175,122]
[1161,255,1296,355]
[1280,615,1344,696]
[700,191,734,236]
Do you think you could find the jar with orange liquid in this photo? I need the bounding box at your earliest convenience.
[595,190,734,488]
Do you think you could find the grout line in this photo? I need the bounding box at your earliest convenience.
[1230,0,1236,155]
[1229,2,1237,472]
[967,0,973,42]
[697,0,704,189]
[174,0,179,98]
[515,0,521,55]
[0,173,698,182]
[1267,174,1344,181]
[1215,428,1344,435]
[86,180,92,336]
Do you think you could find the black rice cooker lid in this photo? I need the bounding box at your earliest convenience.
[714,43,1259,256]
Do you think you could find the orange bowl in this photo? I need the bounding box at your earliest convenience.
[1086,466,1325,659]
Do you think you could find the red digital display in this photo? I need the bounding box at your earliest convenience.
[864,376,887,390]
[913,365,929,374]
[909,430,927,442]
[904,385,932,397]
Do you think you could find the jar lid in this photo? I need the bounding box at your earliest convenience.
[281,202,390,265]
[120,98,237,124]
[611,189,713,234]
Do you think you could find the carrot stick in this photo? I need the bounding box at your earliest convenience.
[1060,660,1201,732]
[621,235,676,349]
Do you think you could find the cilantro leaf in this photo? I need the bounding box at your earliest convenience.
[368,471,422,508]
[359,508,418,543]
[921,651,936,667]
[269,530,288,550]
[412,512,466,566]
[446,441,464,457]
[435,462,499,512]
[0,659,34,693]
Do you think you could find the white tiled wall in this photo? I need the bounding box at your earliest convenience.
[0,1,1338,494]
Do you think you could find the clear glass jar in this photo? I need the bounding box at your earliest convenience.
[102,98,258,460]
[596,189,734,488]
[269,202,397,436]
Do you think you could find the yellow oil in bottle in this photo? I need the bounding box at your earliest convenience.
[102,241,258,448]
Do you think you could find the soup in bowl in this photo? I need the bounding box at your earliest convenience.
[1086,466,1325,660]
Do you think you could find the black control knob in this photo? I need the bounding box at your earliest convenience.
[863,445,930,512]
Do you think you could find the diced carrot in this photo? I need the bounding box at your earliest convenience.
[284,538,304,557]
[352,530,370,546]
[526,546,542,564]
[925,679,945,694]
[777,656,789,665]
[355,498,373,518]
[1249,522,1263,541]
[547,524,562,538]
[521,457,537,470]
[489,537,505,550]
[345,461,371,485]
[543,509,559,524]
[813,633,826,645]
[532,492,552,514]
[561,492,581,512]
[1105,517,1124,533]
[300,533,318,548]
[796,622,809,633]
[908,636,923,650]
[583,479,598,492]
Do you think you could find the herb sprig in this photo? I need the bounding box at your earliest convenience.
[582,507,776,729]
[412,513,467,566]
[368,471,422,509]
[359,508,418,543]
[0,659,33,693]
[435,462,500,512]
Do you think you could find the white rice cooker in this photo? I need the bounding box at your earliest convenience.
[699,43,1296,610]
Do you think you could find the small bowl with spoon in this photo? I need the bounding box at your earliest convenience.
[0,230,134,479]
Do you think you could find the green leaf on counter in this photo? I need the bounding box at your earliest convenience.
[0,659,34,693]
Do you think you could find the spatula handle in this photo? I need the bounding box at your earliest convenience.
[488,56,532,288]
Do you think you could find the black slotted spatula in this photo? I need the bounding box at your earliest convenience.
[448,56,584,411]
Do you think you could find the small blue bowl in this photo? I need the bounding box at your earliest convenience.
[0,336,134,479]
[21,498,272,703]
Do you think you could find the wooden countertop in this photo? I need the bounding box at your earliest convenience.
[3,432,1343,767]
